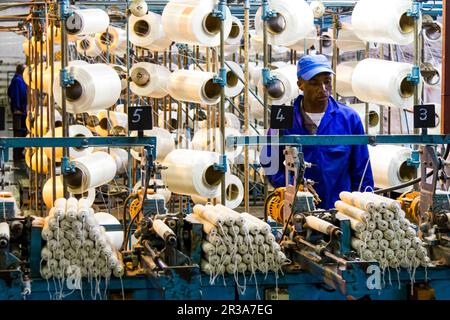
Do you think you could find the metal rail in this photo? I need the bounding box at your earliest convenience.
[227,134,450,147]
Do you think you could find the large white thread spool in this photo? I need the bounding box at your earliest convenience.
[130,0,148,17]
[42,176,95,208]
[168,70,222,105]
[315,29,333,56]
[352,0,419,45]
[129,11,172,51]
[158,106,186,129]
[257,64,299,105]
[65,9,110,36]
[130,127,175,162]
[96,26,127,56]
[191,127,242,163]
[162,0,232,47]
[348,103,381,134]
[53,63,122,114]
[336,61,358,97]
[225,16,244,46]
[161,149,223,198]
[108,69,127,99]
[225,61,244,98]
[224,112,241,129]
[249,29,263,54]
[66,151,117,193]
[352,59,420,108]
[109,148,128,175]
[76,36,102,57]
[248,62,263,88]
[368,145,417,193]
[94,110,128,137]
[249,91,265,120]
[286,28,317,53]
[44,124,94,161]
[191,175,244,209]
[130,62,170,98]
[336,23,367,53]
[254,0,315,47]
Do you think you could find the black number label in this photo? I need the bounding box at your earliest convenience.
[128,106,152,131]
[270,105,293,129]
[413,104,436,129]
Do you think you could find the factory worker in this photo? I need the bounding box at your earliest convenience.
[260,54,374,209]
[8,63,28,162]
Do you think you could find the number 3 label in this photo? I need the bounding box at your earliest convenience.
[419,108,427,121]
[413,104,435,129]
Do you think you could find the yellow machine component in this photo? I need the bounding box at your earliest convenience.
[129,187,157,221]
[129,198,142,221]
[397,191,421,224]
[265,188,285,224]
[265,185,318,224]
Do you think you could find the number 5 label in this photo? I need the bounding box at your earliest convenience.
[128,106,153,131]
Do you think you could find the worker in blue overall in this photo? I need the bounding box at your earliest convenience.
[260,54,374,209]
[7,64,28,161]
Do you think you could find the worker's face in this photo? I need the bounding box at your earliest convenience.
[297,72,332,103]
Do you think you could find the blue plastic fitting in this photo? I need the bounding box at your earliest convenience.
[262,68,277,86]
[407,1,423,19]
[262,0,277,21]
[212,0,227,21]
[213,155,228,174]
[407,150,420,168]
[61,156,76,175]
[213,68,227,88]
[407,65,421,85]
[60,68,74,87]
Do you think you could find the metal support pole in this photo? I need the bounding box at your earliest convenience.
[126,0,133,195]
[262,0,272,203]
[364,42,370,134]
[331,13,339,100]
[243,0,250,212]
[413,8,421,135]
[59,0,70,198]
[219,0,227,205]
[50,12,57,208]
[379,44,385,134]
[442,0,450,134]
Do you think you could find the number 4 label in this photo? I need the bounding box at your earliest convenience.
[276,109,285,122]
[270,105,293,129]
